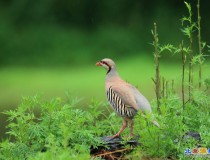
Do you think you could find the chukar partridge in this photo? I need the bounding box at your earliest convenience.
[96,58,159,138]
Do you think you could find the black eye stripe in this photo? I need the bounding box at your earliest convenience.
[100,61,109,67]
[100,60,112,74]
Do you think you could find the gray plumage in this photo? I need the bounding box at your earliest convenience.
[96,58,159,137]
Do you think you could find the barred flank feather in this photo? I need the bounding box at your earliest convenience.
[107,87,136,118]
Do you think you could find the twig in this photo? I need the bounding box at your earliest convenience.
[92,148,133,157]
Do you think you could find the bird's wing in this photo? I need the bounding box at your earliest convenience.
[128,85,152,113]
[110,84,139,111]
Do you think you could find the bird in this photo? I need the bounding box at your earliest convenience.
[96,58,159,138]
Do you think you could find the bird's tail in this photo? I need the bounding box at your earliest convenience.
[151,120,160,128]
[141,113,160,128]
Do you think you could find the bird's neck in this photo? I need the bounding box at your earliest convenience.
[105,67,120,81]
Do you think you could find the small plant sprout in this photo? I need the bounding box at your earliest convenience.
[181,1,197,101]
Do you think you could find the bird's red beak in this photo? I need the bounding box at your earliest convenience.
[96,61,102,66]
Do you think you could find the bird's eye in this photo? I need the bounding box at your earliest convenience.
[100,61,109,67]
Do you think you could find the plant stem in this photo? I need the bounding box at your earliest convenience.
[157,134,160,158]
[197,0,202,89]
[166,80,168,98]
[188,30,193,102]
[181,42,185,109]
[162,77,165,98]
[153,22,161,114]
[172,79,175,94]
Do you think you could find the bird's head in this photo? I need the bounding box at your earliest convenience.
[96,58,116,73]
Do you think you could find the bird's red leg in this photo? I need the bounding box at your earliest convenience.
[129,119,135,137]
[111,119,127,138]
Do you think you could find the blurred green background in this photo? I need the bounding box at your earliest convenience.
[0,0,209,138]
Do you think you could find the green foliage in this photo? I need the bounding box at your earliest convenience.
[0,95,119,159]
[181,2,197,39]
[208,45,210,52]
[0,1,210,160]
[1,91,210,159]
[204,77,210,89]
[132,1,210,159]
[1,1,209,66]
[131,89,210,159]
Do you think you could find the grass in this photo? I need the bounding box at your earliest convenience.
[0,55,185,108]
[1,80,209,159]
[1,55,210,109]
[1,55,209,139]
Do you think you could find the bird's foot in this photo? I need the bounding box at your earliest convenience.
[109,133,120,139]
[123,133,135,139]
[129,133,135,138]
